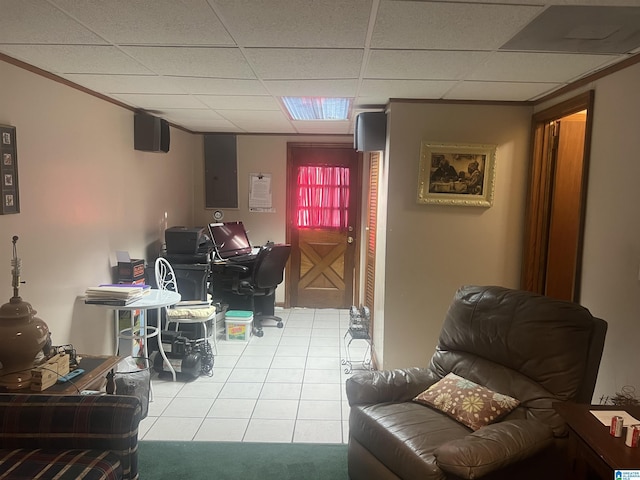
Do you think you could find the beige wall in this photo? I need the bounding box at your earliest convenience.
[536,62,640,402]
[0,60,201,355]
[378,102,533,368]
[3,53,638,403]
[193,135,351,304]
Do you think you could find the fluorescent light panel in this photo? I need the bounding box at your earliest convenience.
[282,97,352,120]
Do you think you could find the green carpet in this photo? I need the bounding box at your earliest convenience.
[138,441,349,480]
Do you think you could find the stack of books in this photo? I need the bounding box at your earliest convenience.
[84,284,151,306]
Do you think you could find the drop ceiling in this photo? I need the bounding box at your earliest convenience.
[0,0,639,135]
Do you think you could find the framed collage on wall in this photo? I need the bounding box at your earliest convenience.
[1,125,19,214]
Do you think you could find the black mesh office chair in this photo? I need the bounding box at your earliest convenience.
[212,243,291,337]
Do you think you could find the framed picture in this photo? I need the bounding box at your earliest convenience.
[417,142,497,207]
[0,125,19,214]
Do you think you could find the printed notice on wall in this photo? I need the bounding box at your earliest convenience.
[249,173,274,212]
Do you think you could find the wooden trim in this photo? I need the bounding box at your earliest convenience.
[521,91,594,302]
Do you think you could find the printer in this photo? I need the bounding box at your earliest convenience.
[164,226,213,263]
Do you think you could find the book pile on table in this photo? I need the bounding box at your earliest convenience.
[84,284,151,306]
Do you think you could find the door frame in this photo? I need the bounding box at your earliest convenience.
[521,90,594,301]
[284,142,363,308]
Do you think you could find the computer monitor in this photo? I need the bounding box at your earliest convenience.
[208,222,253,259]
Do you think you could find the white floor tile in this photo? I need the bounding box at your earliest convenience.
[252,399,299,419]
[260,383,302,400]
[306,357,340,370]
[293,420,342,443]
[242,345,278,357]
[163,397,215,418]
[227,368,269,383]
[150,379,185,398]
[214,355,240,368]
[301,383,342,401]
[176,381,225,399]
[147,396,172,417]
[297,400,342,420]
[207,398,257,419]
[303,369,342,384]
[282,327,312,338]
[138,416,157,440]
[278,336,310,347]
[194,418,249,441]
[275,345,309,357]
[308,345,341,357]
[218,382,264,399]
[149,307,354,443]
[143,417,203,441]
[243,419,295,443]
[265,368,305,383]
[269,356,307,369]
[235,355,273,369]
[310,337,340,347]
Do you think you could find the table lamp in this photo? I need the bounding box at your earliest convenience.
[0,236,49,390]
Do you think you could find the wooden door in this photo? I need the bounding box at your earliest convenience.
[363,152,379,329]
[521,91,593,302]
[286,143,362,308]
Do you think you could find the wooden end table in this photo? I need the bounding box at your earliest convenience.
[42,354,121,395]
[554,402,640,479]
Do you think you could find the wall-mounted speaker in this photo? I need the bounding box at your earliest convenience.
[134,113,170,153]
[354,111,387,152]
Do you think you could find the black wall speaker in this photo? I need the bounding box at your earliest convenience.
[354,111,387,152]
[134,113,170,152]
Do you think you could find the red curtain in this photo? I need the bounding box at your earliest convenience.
[296,166,350,229]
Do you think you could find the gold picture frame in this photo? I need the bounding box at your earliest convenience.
[417,142,496,207]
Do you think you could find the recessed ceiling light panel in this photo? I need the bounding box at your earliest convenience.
[281,97,352,121]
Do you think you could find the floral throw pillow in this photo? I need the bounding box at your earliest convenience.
[413,373,520,431]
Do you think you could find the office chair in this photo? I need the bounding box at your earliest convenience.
[154,257,217,380]
[213,243,291,337]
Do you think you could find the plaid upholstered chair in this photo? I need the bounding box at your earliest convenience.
[0,394,141,480]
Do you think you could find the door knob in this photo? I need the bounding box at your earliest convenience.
[347,236,354,244]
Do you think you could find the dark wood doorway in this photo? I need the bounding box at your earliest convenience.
[521,91,594,302]
[286,143,362,308]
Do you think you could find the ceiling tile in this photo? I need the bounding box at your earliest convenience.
[160,108,239,132]
[0,45,152,74]
[112,93,207,109]
[264,79,358,97]
[210,0,371,47]
[218,110,295,133]
[62,74,187,94]
[244,48,363,80]
[195,95,280,110]
[166,77,269,95]
[0,0,104,44]
[372,1,542,50]
[360,79,457,99]
[120,46,256,78]
[292,120,351,134]
[444,81,563,101]
[468,51,621,82]
[50,0,234,46]
[365,50,489,80]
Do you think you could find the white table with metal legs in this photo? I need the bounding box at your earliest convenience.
[90,289,180,400]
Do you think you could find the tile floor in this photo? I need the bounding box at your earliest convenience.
[139,307,371,443]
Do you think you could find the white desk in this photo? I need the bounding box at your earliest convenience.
[88,289,181,398]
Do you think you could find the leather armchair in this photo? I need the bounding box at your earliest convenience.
[346,285,607,480]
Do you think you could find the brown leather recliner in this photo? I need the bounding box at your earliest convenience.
[346,285,607,480]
